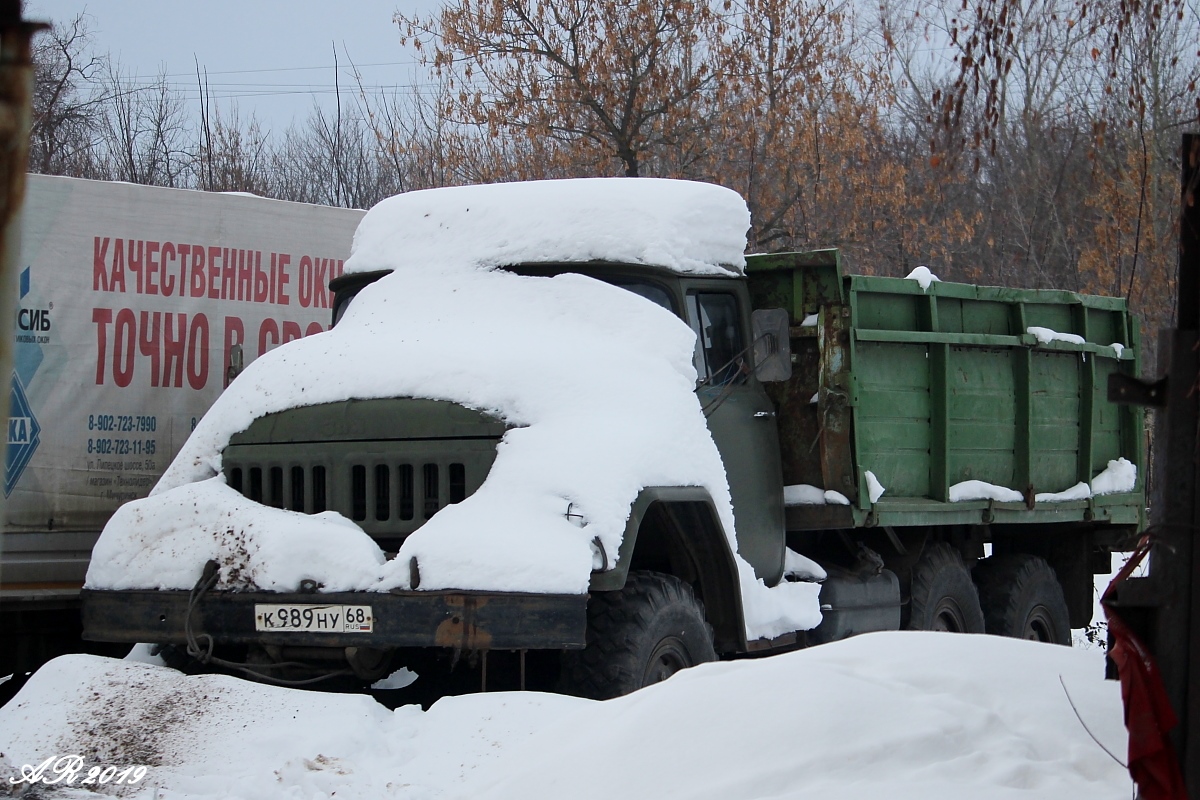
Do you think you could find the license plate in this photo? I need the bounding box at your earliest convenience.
[254,604,373,633]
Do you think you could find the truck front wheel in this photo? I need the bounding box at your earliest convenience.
[559,571,716,700]
[907,544,986,634]
[973,555,1071,645]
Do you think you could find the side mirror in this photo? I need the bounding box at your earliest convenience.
[751,308,792,382]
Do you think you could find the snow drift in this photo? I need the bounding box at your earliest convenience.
[0,633,1130,800]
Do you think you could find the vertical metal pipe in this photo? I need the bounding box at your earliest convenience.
[0,2,48,567]
[1180,132,1200,797]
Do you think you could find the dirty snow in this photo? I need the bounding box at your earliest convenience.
[949,480,1025,503]
[1036,482,1093,503]
[904,265,940,291]
[1027,326,1086,346]
[85,178,817,640]
[864,471,887,503]
[783,484,851,506]
[1091,457,1137,496]
[0,633,1131,800]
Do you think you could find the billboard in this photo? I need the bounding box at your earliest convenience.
[8,175,365,533]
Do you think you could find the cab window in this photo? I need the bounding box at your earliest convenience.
[686,292,745,385]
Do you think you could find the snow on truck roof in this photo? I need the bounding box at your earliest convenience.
[87,178,820,641]
[345,178,750,277]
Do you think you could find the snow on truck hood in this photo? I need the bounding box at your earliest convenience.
[87,178,819,640]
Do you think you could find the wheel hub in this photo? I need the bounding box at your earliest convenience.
[642,636,691,686]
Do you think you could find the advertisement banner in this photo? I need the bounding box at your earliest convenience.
[8,175,365,533]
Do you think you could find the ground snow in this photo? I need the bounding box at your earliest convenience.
[0,633,1130,800]
[85,178,818,639]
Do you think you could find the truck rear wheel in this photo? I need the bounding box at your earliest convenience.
[907,544,985,633]
[559,571,716,700]
[973,555,1070,645]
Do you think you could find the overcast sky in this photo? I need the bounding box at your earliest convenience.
[28,1,443,131]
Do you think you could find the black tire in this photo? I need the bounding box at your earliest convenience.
[907,543,986,633]
[559,571,716,700]
[973,555,1071,645]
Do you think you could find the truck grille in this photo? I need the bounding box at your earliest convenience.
[228,461,467,521]
[220,398,505,549]
[222,442,498,549]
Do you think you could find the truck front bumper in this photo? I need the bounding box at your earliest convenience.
[81,588,589,650]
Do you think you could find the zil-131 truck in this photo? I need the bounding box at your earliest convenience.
[80,179,1143,699]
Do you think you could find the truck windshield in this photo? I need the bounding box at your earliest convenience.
[332,270,675,325]
[606,280,674,312]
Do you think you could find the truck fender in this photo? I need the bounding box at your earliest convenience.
[588,487,746,653]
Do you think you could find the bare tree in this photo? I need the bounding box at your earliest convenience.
[97,63,191,186]
[30,13,107,176]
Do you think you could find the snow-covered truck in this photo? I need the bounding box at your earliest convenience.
[2,175,362,650]
[79,179,1143,697]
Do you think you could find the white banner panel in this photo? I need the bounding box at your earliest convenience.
[8,175,366,533]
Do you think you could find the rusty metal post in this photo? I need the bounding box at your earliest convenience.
[1178,131,1200,797]
[1148,133,1200,795]
[0,2,47,564]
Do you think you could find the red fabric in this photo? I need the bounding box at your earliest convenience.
[1101,538,1188,800]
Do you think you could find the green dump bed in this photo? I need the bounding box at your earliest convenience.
[746,250,1145,532]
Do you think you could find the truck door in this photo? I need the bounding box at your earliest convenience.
[684,284,786,585]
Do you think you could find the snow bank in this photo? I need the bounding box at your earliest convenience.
[904,265,940,291]
[949,480,1024,503]
[86,178,815,639]
[0,634,1130,799]
[1028,326,1086,345]
[1091,457,1137,496]
[783,484,850,506]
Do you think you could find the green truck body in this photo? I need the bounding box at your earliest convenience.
[82,250,1143,697]
[748,249,1143,530]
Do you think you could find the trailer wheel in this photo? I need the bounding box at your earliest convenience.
[559,571,716,700]
[907,544,985,634]
[973,555,1071,645]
